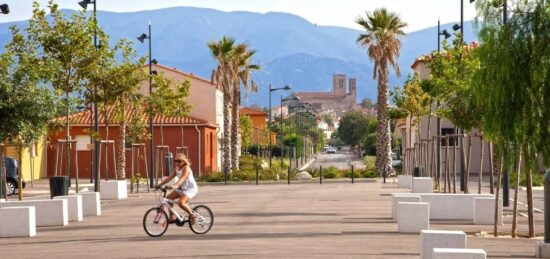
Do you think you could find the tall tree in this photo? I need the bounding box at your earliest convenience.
[208,37,238,173]
[337,110,370,154]
[474,0,550,238]
[356,8,407,176]
[0,27,58,198]
[231,44,260,170]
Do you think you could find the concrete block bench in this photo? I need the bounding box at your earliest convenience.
[421,230,467,259]
[100,180,128,200]
[392,193,494,220]
[474,197,502,225]
[398,202,429,233]
[0,199,5,202]
[0,199,68,227]
[398,175,413,189]
[74,192,101,216]
[433,248,486,259]
[413,177,433,193]
[54,195,83,222]
[392,195,421,221]
[0,206,36,237]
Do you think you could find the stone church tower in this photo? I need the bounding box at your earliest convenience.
[332,74,346,94]
[348,78,356,100]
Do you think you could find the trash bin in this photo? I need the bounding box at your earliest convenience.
[49,176,69,199]
[165,152,173,177]
[413,167,421,177]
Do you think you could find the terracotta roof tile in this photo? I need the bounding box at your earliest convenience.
[55,104,211,126]
[240,107,266,116]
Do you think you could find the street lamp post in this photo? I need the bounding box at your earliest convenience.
[280,95,299,169]
[436,19,451,192]
[269,85,291,169]
[137,23,157,189]
[78,0,100,192]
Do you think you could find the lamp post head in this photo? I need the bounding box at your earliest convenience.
[137,33,148,43]
[151,59,158,65]
[283,85,291,90]
[0,4,9,14]
[442,29,452,39]
[452,23,461,32]
[77,0,92,9]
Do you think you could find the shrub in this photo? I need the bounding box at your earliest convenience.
[322,166,339,179]
[510,170,544,187]
[362,169,378,178]
[342,169,361,178]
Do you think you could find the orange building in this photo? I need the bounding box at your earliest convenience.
[240,107,276,145]
[47,105,218,180]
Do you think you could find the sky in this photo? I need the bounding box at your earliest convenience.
[0,0,478,32]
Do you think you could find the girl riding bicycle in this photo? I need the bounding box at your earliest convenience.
[155,153,198,224]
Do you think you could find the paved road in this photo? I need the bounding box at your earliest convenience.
[309,151,365,170]
[0,179,543,258]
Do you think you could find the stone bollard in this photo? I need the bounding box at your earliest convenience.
[536,169,550,258]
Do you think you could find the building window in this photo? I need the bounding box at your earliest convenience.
[441,128,458,147]
[75,135,91,151]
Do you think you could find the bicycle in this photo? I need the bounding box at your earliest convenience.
[143,186,214,237]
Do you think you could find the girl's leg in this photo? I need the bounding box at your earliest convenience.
[166,191,182,221]
[177,195,196,223]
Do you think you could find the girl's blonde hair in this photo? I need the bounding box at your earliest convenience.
[175,153,191,166]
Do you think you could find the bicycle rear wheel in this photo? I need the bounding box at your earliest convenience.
[143,207,169,237]
[189,205,214,234]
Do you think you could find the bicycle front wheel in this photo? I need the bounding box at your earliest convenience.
[189,205,214,234]
[143,207,169,237]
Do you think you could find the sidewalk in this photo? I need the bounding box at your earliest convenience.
[0,178,542,258]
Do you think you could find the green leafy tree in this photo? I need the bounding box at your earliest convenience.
[337,111,370,155]
[474,0,550,238]
[356,8,407,176]
[361,97,376,109]
[0,33,58,197]
[239,116,253,152]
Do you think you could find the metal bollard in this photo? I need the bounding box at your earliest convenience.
[351,165,355,184]
[503,170,509,207]
[256,167,259,185]
[320,165,323,185]
[545,169,550,243]
[165,152,173,177]
[287,166,290,185]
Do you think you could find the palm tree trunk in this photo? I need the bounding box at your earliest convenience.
[230,86,240,171]
[222,92,231,174]
[375,59,393,177]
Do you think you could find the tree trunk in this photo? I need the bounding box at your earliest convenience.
[117,105,126,180]
[489,142,495,194]
[426,100,432,177]
[525,145,535,238]
[478,136,484,194]
[511,149,522,238]
[408,114,413,175]
[494,154,504,237]
[375,58,393,177]
[465,135,472,193]
[222,92,231,174]
[103,101,109,181]
[230,86,240,171]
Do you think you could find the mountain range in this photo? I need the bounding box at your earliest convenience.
[0,6,478,106]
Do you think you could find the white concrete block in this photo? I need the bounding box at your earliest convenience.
[100,180,128,200]
[0,206,36,237]
[398,202,429,233]
[474,197,502,225]
[420,194,494,220]
[54,195,83,222]
[433,248,486,259]
[536,241,550,258]
[74,192,101,216]
[398,175,413,189]
[392,195,421,221]
[413,177,433,193]
[0,199,5,202]
[0,200,67,227]
[421,230,467,259]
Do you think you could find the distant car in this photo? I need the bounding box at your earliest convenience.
[4,157,26,195]
[327,147,337,154]
[391,153,401,167]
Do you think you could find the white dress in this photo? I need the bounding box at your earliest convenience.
[174,168,198,199]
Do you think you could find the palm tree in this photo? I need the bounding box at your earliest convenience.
[356,8,407,177]
[208,37,238,174]
[230,44,260,170]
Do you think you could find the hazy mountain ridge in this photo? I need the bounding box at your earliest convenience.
[0,6,478,106]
